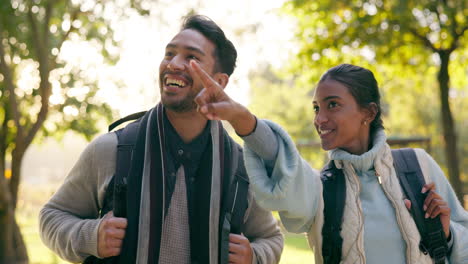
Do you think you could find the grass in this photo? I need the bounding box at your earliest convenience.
[16,183,69,264]
[17,182,468,264]
[16,183,314,264]
[272,211,314,264]
[17,216,65,264]
[18,214,314,264]
[280,232,314,264]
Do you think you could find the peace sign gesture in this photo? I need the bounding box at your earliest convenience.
[190,60,256,136]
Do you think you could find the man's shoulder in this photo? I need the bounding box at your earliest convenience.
[84,132,118,160]
[95,131,118,142]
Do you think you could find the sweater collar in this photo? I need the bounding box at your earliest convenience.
[328,129,387,173]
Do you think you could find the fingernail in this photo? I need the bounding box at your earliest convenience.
[421,187,427,193]
[423,205,427,211]
[425,213,429,218]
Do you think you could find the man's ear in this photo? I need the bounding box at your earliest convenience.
[213,72,229,89]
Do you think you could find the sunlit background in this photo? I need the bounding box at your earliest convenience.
[14,1,311,263]
[52,0,295,116]
[21,0,297,193]
[2,0,467,263]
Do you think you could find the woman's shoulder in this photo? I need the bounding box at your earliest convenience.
[412,148,440,175]
[413,148,454,193]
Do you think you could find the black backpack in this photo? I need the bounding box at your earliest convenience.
[84,112,249,264]
[321,148,448,264]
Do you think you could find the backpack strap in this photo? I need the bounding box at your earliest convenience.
[83,114,144,264]
[392,148,448,264]
[101,111,147,218]
[219,139,250,264]
[320,160,346,264]
[228,144,249,234]
[111,121,141,217]
[108,111,146,132]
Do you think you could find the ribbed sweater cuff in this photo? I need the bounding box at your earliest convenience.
[85,218,104,259]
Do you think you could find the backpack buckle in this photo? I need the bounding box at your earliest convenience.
[431,246,447,263]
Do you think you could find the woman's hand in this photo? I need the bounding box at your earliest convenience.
[189,60,256,136]
[404,182,451,239]
[422,183,451,239]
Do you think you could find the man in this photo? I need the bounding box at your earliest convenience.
[39,15,283,264]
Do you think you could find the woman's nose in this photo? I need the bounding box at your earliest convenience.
[314,111,328,125]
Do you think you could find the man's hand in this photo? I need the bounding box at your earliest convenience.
[404,182,451,239]
[97,211,127,258]
[189,60,256,136]
[229,234,253,264]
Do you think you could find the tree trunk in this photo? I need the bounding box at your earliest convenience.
[8,145,29,263]
[0,121,14,262]
[13,216,29,264]
[10,147,26,209]
[0,209,28,264]
[438,50,463,202]
[0,172,15,263]
[1,132,29,263]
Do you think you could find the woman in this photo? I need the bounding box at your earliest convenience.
[190,61,468,263]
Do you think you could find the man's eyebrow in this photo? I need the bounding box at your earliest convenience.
[165,43,206,56]
[186,46,206,56]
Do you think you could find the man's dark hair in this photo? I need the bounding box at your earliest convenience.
[319,64,385,136]
[182,15,237,76]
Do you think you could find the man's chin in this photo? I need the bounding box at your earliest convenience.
[161,99,196,113]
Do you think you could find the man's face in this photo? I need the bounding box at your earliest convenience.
[159,29,217,112]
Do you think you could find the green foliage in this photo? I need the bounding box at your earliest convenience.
[0,0,128,146]
[248,65,327,168]
[0,1,152,259]
[249,65,315,142]
[248,0,468,179]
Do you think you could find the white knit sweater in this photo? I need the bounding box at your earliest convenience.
[244,119,468,264]
[307,130,432,264]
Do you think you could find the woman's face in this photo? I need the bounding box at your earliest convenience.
[313,79,371,155]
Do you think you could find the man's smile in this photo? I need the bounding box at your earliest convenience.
[162,73,192,93]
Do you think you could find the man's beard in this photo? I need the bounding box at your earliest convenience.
[161,92,198,113]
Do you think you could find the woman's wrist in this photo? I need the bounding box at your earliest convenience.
[229,104,256,136]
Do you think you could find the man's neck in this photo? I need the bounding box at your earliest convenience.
[165,109,209,143]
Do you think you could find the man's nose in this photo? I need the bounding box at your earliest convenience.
[167,55,186,71]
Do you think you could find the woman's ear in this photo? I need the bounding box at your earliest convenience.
[366,102,378,122]
[213,73,229,89]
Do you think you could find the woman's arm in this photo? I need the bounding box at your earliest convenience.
[189,60,323,233]
[243,119,322,233]
[415,149,468,263]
